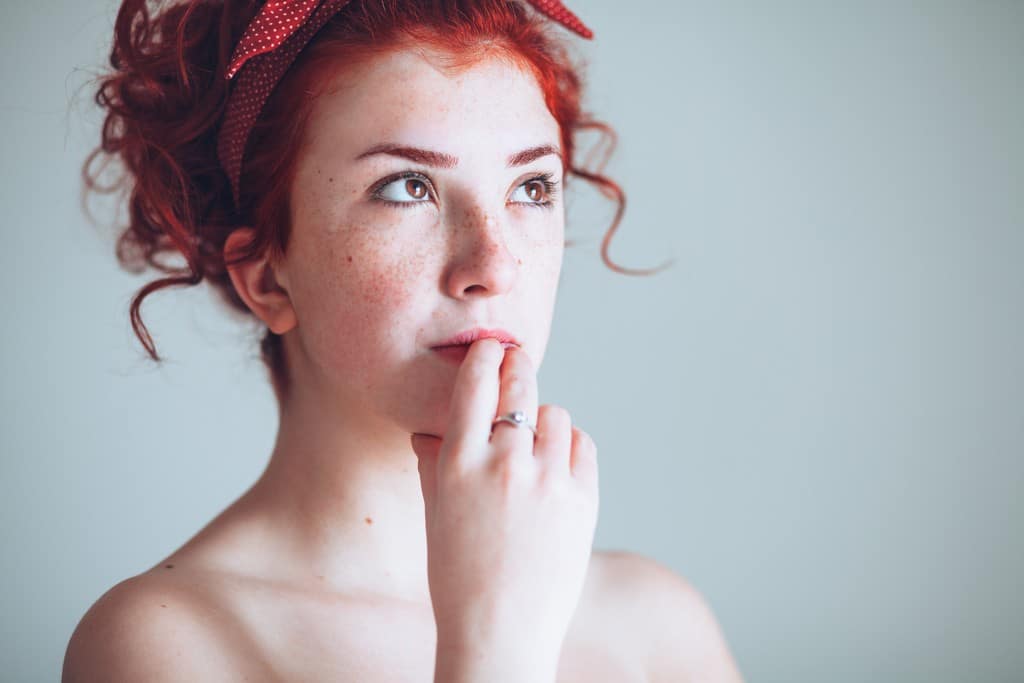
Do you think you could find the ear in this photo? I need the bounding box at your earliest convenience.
[223,228,297,335]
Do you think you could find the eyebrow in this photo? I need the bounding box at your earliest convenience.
[354,143,563,169]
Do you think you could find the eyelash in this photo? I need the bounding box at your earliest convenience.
[370,171,560,210]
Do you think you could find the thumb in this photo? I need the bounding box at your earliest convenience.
[410,432,442,504]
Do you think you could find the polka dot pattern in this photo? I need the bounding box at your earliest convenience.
[525,0,593,40]
[217,0,352,210]
[216,0,594,211]
[224,0,321,80]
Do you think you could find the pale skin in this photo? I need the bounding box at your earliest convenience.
[63,45,744,682]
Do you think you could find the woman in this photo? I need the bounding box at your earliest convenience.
[65,0,743,680]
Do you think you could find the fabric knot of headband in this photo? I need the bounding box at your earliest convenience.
[216,0,594,211]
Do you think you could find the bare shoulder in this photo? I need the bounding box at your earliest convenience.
[62,569,266,683]
[592,549,745,683]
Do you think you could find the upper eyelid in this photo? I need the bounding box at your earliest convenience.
[369,172,427,199]
[372,172,428,194]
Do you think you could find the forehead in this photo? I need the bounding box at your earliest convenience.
[299,47,560,160]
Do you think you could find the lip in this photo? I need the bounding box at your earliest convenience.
[431,326,521,349]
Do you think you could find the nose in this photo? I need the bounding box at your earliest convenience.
[443,205,519,299]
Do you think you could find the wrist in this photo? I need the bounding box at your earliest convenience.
[433,634,562,683]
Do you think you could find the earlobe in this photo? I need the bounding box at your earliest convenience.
[224,228,298,335]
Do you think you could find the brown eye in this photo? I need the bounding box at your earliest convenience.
[374,174,433,206]
[405,178,428,199]
[524,180,545,202]
[510,174,558,208]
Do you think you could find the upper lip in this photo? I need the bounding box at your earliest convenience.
[432,327,521,348]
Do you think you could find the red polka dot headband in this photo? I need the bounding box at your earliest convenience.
[216,0,594,212]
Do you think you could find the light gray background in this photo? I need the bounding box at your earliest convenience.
[2,1,1022,681]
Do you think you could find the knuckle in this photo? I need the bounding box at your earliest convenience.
[541,404,571,426]
[539,469,571,495]
[574,427,596,454]
[439,444,478,474]
[487,451,531,488]
[501,374,530,398]
[462,363,490,388]
[537,405,571,442]
[509,344,534,369]
[437,459,469,489]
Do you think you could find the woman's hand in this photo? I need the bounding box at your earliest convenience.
[410,337,600,663]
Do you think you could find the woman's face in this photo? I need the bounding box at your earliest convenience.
[276,46,565,436]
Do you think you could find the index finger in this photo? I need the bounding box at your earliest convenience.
[442,337,506,460]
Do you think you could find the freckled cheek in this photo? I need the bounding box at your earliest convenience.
[315,236,429,342]
[302,261,422,384]
[346,233,427,305]
[353,265,417,308]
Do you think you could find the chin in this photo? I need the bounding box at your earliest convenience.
[393,389,455,442]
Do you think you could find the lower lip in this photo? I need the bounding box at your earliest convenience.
[432,342,519,364]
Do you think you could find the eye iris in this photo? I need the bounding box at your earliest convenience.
[406,179,427,199]
[526,180,544,202]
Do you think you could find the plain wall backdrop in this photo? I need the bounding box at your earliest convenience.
[2,1,1022,681]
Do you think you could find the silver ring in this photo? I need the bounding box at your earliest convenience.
[491,410,538,436]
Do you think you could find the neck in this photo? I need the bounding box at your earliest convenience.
[242,369,432,606]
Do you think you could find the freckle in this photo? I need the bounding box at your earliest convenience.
[365,517,373,525]
[328,177,334,183]
[317,574,325,580]
[160,604,167,608]
[164,564,174,569]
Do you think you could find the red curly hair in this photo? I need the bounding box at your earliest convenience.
[82,0,672,406]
